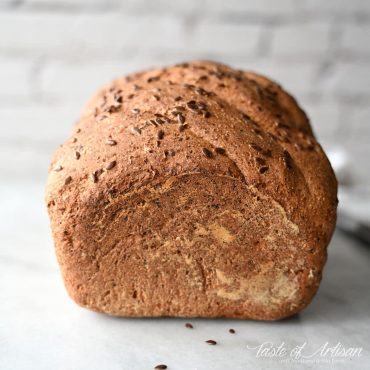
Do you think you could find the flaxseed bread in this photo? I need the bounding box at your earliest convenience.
[46,60,337,320]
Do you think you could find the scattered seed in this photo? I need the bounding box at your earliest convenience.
[197,102,207,110]
[241,113,251,122]
[263,149,272,157]
[105,160,116,170]
[259,166,269,174]
[54,165,63,172]
[283,150,293,169]
[249,143,263,152]
[177,114,186,124]
[147,76,160,83]
[152,94,160,101]
[215,147,225,155]
[202,110,211,118]
[64,176,72,185]
[165,115,173,123]
[127,94,134,99]
[305,141,314,150]
[183,83,194,89]
[157,130,165,140]
[71,137,77,143]
[214,71,224,80]
[268,133,278,142]
[206,340,217,345]
[195,87,208,96]
[171,110,181,116]
[185,323,193,329]
[76,128,81,133]
[252,128,263,137]
[74,151,81,160]
[174,96,182,101]
[277,129,289,140]
[106,104,121,113]
[114,95,123,103]
[100,95,107,107]
[90,172,98,183]
[106,139,117,146]
[131,108,140,114]
[275,121,290,129]
[255,157,266,165]
[130,126,141,135]
[202,148,213,158]
[178,124,188,132]
[96,115,108,122]
[187,100,200,113]
[179,62,189,68]
[154,365,167,370]
[229,329,236,334]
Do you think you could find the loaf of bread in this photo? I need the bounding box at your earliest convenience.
[46,61,337,320]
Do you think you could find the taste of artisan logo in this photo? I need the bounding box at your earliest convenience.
[246,341,363,364]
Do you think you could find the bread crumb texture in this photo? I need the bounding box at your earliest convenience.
[46,61,337,320]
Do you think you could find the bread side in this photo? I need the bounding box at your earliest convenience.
[46,61,337,320]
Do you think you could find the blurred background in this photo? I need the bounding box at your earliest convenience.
[0,0,369,188]
[1,2,370,369]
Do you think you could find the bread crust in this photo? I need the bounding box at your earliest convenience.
[46,61,337,320]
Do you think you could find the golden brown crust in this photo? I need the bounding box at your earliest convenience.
[46,60,337,320]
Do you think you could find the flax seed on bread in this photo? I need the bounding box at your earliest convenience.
[46,60,337,320]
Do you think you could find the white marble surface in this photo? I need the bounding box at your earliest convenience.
[1,182,369,370]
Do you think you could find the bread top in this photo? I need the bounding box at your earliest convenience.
[46,60,337,246]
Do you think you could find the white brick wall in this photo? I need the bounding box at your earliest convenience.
[243,61,318,95]
[0,0,369,184]
[191,21,261,55]
[0,58,32,96]
[205,0,299,15]
[326,63,370,95]
[341,24,370,56]
[302,0,370,14]
[23,0,116,8]
[270,22,331,58]
[0,13,186,56]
